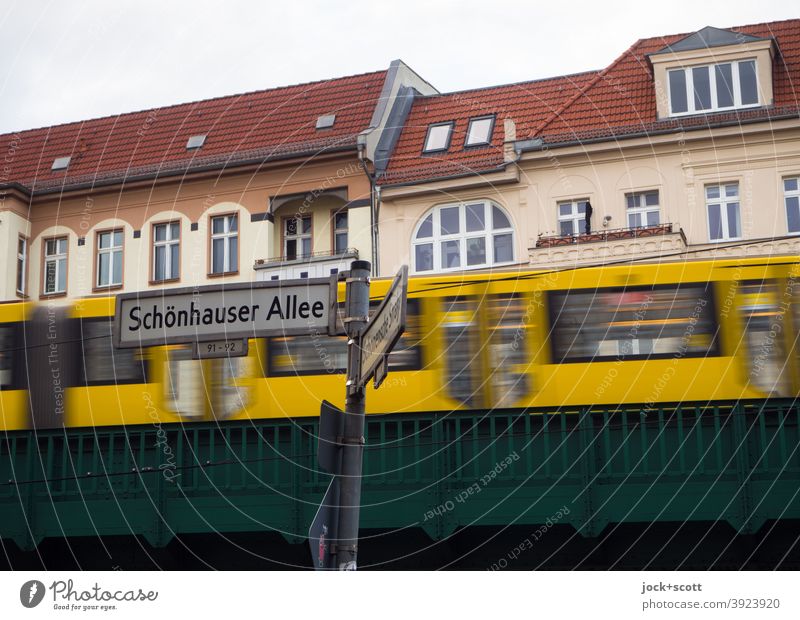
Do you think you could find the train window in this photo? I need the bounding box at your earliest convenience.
[441,297,481,407]
[0,326,15,389]
[487,294,530,406]
[738,281,791,396]
[267,334,348,376]
[549,284,718,363]
[210,356,252,419]
[80,319,147,385]
[164,346,204,417]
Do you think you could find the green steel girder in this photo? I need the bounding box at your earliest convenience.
[1,400,798,550]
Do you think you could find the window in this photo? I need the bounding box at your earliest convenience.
[96,229,123,288]
[557,200,590,236]
[43,237,67,295]
[79,319,146,385]
[412,201,514,273]
[333,210,348,254]
[626,191,660,228]
[153,221,180,282]
[284,215,311,261]
[668,59,759,116]
[549,284,718,363]
[706,183,741,241]
[185,134,206,149]
[210,214,238,274]
[423,122,454,153]
[16,237,27,296]
[465,116,494,146]
[784,177,800,234]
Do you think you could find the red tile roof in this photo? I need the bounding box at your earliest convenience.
[380,71,597,185]
[382,19,800,186]
[0,70,388,194]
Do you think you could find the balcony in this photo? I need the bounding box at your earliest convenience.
[253,248,359,280]
[529,223,687,268]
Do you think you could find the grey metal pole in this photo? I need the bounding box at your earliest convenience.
[337,259,371,570]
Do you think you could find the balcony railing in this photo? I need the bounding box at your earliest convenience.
[254,247,358,268]
[535,223,674,248]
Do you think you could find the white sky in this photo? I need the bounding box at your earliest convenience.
[0,0,797,134]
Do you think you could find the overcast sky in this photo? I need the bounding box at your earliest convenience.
[0,0,796,134]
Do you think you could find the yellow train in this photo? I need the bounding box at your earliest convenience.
[1,256,798,431]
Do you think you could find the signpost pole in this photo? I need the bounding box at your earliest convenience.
[337,259,371,571]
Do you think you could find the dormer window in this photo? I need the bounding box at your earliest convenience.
[668,59,759,116]
[423,122,454,153]
[465,116,494,147]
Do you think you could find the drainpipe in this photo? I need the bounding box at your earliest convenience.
[357,141,379,277]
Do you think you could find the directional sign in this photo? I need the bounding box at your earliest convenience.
[358,266,408,388]
[114,279,335,348]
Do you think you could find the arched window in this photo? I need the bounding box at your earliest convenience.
[412,201,514,273]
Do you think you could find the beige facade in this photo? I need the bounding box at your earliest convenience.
[378,118,800,277]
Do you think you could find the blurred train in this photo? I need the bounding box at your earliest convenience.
[0,256,798,431]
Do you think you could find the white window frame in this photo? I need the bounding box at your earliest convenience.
[557,200,589,236]
[706,183,742,242]
[96,229,124,288]
[464,116,495,147]
[43,237,68,295]
[152,221,180,282]
[210,214,238,274]
[283,214,312,260]
[667,59,760,117]
[626,191,660,228]
[411,201,515,274]
[333,210,348,254]
[423,122,454,153]
[16,236,27,296]
[784,177,800,235]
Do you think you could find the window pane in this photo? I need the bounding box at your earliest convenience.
[739,60,758,105]
[560,220,574,236]
[170,243,180,279]
[440,207,460,235]
[645,192,659,206]
[99,232,111,249]
[285,239,297,261]
[335,232,348,254]
[112,250,122,284]
[301,237,311,257]
[441,240,461,268]
[212,238,225,272]
[229,215,238,232]
[46,239,56,256]
[466,237,486,266]
[692,66,711,110]
[669,70,688,113]
[45,261,56,293]
[415,243,433,271]
[559,203,573,217]
[416,214,433,239]
[424,124,452,151]
[170,222,180,239]
[113,230,123,247]
[465,117,492,145]
[492,206,511,229]
[577,202,587,215]
[706,185,720,200]
[708,204,723,240]
[334,211,347,230]
[727,203,740,238]
[98,252,109,285]
[626,194,636,209]
[212,217,225,234]
[229,237,238,271]
[16,259,24,292]
[628,213,640,228]
[715,63,734,108]
[17,238,25,255]
[493,233,513,263]
[285,218,297,236]
[57,259,66,292]
[784,178,798,193]
[301,216,310,234]
[725,184,738,198]
[154,246,165,280]
[155,224,166,242]
[646,210,660,226]
[465,203,485,232]
[57,238,67,254]
[787,196,800,233]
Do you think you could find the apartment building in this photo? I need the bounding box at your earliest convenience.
[377,20,800,276]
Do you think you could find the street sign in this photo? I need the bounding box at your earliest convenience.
[192,338,248,359]
[308,477,340,570]
[114,279,336,348]
[358,266,408,388]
